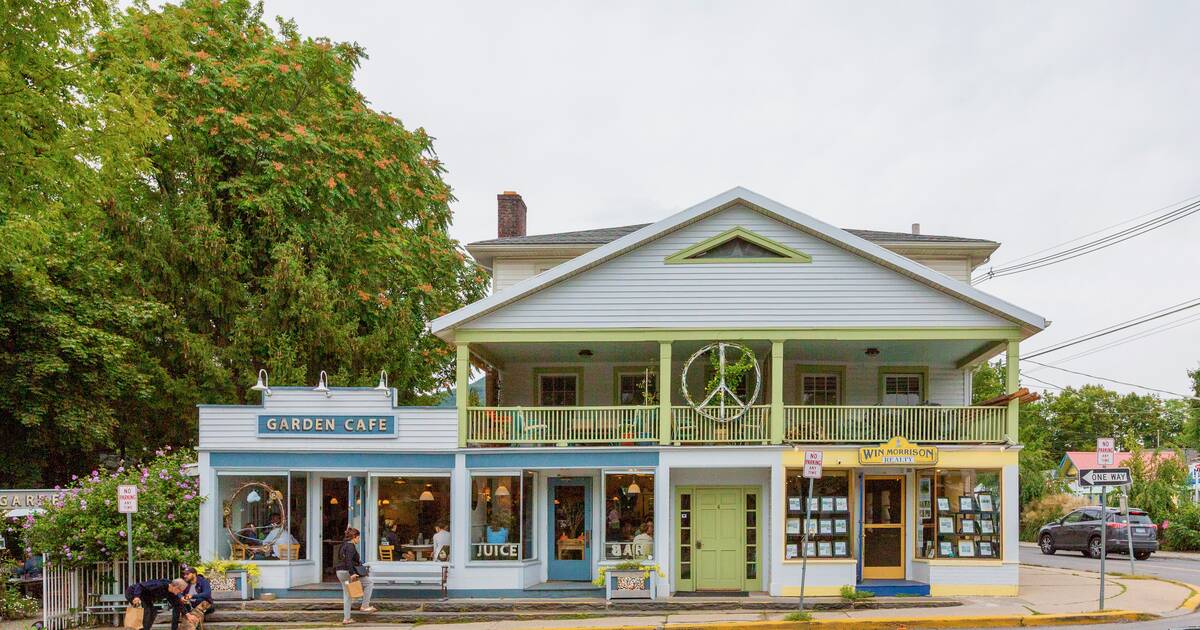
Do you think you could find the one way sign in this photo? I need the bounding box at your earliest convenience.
[1077,468,1132,487]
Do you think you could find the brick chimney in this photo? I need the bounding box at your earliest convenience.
[497,191,527,238]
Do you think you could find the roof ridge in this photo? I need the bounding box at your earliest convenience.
[469,224,997,247]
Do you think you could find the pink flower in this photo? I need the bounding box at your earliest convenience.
[119,531,126,538]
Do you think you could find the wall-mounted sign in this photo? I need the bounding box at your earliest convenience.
[858,436,938,466]
[607,542,651,559]
[0,490,54,511]
[257,415,396,437]
[473,543,519,560]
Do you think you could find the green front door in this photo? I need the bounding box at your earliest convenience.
[694,487,744,590]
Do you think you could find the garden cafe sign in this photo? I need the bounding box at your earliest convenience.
[257,415,396,437]
[0,489,54,515]
[858,437,939,466]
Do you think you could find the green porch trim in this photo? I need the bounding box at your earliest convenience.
[664,226,813,264]
[611,364,658,405]
[456,344,470,448]
[531,366,586,406]
[1006,341,1020,444]
[770,341,784,444]
[955,341,1007,370]
[659,342,672,446]
[876,365,931,404]
[795,364,849,405]
[454,327,1025,344]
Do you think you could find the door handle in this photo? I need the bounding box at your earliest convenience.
[696,541,702,550]
[584,530,591,546]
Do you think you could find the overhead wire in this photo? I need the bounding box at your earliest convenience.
[1023,360,1196,399]
[1024,298,1200,359]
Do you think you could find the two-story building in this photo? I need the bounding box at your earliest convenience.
[196,187,1045,597]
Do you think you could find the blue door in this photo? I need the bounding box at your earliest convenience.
[548,478,592,581]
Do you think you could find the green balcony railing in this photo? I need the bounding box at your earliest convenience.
[671,405,771,444]
[784,405,1006,443]
[466,406,659,445]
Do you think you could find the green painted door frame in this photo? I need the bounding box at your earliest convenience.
[675,486,761,592]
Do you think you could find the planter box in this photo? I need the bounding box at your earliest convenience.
[605,569,656,600]
[210,569,253,600]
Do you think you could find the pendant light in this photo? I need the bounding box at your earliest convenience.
[329,496,339,505]
[419,484,435,501]
[627,480,641,494]
[495,483,510,497]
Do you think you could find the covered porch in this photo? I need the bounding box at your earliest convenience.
[453,329,1022,448]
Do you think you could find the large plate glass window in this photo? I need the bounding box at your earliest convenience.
[217,473,306,560]
[470,471,536,561]
[539,373,579,406]
[917,469,1001,559]
[604,472,655,560]
[784,469,851,559]
[376,476,451,562]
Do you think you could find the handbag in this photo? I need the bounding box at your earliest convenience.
[344,578,364,599]
[123,604,144,629]
[353,563,369,577]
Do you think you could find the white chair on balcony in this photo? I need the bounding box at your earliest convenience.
[516,409,549,444]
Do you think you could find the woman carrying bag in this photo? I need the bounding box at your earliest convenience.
[335,527,377,624]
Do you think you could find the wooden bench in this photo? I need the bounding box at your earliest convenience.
[86,594,170,626]
[367,564,448,598]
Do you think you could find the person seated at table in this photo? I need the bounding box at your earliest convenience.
[633,521,654,546]
[401,550,416,561]
[235,522,260,545]
[15,551,42,578]
[432,521,450,562]
[261,514,298,558]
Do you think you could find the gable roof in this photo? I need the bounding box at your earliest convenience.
[468,224,997,247]
[1058,450,1178,475]
[433,187,1048,337]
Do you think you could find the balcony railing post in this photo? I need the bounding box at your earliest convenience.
[770,340,784,444]
[1006,340,1020,444]
[659,341,672,445]
[456,343,469,448]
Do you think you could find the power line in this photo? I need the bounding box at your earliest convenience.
[973,196,1200,284]
[1024,360,1196,399]
[1024,298,1200,359]
[1046,312,1200,365]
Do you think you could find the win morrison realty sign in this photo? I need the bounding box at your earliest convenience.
[858,437,938,465]
[258,415,396,437]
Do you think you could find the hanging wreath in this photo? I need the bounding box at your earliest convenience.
[222,481,287,551]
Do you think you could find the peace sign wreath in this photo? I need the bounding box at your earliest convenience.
[680,341,762,423]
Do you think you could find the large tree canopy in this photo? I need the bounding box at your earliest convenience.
[0,0,486,485]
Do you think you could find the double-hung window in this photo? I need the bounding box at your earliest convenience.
[882,373,923,405]
[801,374,840,406]
[616,369,657,405]
[538,373,579,406]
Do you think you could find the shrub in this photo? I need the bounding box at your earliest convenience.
[1163,503,1200,551]
[839,584,874,601]
[784,611,812,621]
[0,585,39,621]
[24,448,204,567]
[1020,493,1089,541]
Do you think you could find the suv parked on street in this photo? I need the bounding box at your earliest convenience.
[1037,506,1158,560]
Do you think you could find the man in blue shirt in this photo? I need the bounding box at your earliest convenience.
[125,578,186,630]
[174,566,214,630]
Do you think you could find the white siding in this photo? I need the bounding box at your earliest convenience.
[198,389,457,451]
[782,362,966,406]
[907,256,971,283]
[492,258,570,292]
[464,205,1012,330]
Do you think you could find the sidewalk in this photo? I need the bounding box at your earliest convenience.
[1019,540,1200,562]
[235,565,1197,630]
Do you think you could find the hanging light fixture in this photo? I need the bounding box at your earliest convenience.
[394,478,406,485]
[381,499,390,505]
[419,484,435,501]
[250,369,272,397]
[627,480,641,494]
[314,370,331,397]
[375,370,390,396]
[495,483,510,497]
[329,496,339,505]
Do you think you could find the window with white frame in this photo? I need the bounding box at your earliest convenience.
[217,473,306,561]
[539,373,579,406]
[883,373,923,405]
[469,471,536,561]
[376,476,451,562]
[604,472,655,560]
[801,373,840,405]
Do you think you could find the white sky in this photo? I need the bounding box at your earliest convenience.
[264,1,1200,398]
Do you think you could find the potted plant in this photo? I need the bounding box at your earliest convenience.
[486,510,514,544]
[593,558,663,600]
[196,560,261,600]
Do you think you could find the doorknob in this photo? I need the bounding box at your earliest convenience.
[696,540,702,550]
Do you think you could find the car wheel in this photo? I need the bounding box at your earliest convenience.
[1088,536,1103,559]
[1134,551,1151,560]
[1039,534,1056,555]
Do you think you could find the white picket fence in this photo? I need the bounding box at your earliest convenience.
[42,557,179,629]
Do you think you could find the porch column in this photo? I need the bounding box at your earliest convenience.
[456,343,470,448]
[770,340,784,444]
[659,341,672,445]
[1005,340,1019,444]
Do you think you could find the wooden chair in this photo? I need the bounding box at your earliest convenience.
[378,545,394,561]
[276,544,301,560]
[231,543,249,561]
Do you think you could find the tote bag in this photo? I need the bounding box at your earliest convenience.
[345,578,364,599]
[123,604,144,629]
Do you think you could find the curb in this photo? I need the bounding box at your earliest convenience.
[540,610,1156,630]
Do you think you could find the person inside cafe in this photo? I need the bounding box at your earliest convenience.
[432,520,450,562]
[261,513,298,558]
[125,577,186,630]
[172,566,214,630]
[235,521,259,545]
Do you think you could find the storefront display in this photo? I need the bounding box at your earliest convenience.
[604,473,655,560]
[469,472,535,561]
[376,476,451,562]
[784,469,851,559]
[917,470,1001,559]
[217,473,306,560]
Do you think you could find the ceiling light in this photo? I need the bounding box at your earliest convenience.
[578,349,593,357]
[627,481,641,494]
[865,348,881,357]
[495,484,510,497]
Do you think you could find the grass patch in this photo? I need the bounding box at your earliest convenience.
[784,611,812,622]
[839,584,875,601]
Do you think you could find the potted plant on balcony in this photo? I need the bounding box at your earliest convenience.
[594,558,663,600]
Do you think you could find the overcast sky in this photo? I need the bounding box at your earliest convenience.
[264,1,1200,398]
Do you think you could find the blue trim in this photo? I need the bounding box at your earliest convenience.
[466,451,658,468]
[856,579,930,596]
[547,477,592,581]
[257,414,397,437]
[209,452,454,469]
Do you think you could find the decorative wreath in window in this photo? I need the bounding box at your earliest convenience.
[222,481,287,549]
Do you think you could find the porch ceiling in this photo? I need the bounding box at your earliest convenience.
[473,338,989,367]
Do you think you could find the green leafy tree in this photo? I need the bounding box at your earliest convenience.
[24,448,203,566]
[1125,445,1186,523]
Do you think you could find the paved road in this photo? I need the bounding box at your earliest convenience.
[1020,544,1200,586]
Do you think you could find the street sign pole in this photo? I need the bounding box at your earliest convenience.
[799,450,823,615]
[117,485,138,587]
[126,511,133,586]
[1099,484,1107,610]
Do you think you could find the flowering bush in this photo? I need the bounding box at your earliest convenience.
[24,448,204,567]
[0,585,39,621]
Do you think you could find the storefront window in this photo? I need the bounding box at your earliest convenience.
[469,472,535,561]
[376,476,451,562]
[604,473,655,560]
[917,470,1001,559]
[784,470,851,559]
[217,473,306,560]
